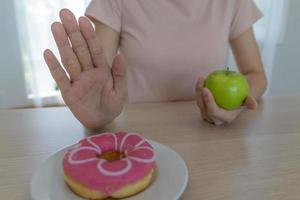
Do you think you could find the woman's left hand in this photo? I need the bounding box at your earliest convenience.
[195,77,258,125]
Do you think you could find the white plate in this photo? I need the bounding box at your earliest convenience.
[30,141,189,200]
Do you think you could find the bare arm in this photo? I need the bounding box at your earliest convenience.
[196,28,267,125]
[92,20,120,65]
[230,28,267,99]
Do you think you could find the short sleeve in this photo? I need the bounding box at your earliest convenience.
[229,0,263,40]
[85,0,122,32]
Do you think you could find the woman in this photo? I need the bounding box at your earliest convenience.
[44,0,267,128]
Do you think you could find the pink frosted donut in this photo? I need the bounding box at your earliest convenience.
[62,132,156,199]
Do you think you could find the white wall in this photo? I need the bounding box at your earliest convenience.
[0,0,299,108]
[268,0,300,96]
[0,1,29,108]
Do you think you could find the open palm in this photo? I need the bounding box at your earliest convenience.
[44,9,127,129]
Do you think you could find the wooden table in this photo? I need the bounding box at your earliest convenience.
[1,97,300,200]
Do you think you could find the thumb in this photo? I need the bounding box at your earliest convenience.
[195,76,206,93]
[111,54,127,93]
[244,96,258,110]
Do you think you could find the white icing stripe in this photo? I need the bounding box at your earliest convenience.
[132,146,155,152]
[88,133,118,152]
[97,158,132,176]
[68,146,99,165]
[134,139,146,148]
[127,146,155,163]
[86,137,101,153]
[119,133,131,152]
[119,133,145,152]
[127,155,156,163]
[104,132,118,151]
[68,133,155,177]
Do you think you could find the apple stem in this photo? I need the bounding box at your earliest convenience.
[226,66,230,74]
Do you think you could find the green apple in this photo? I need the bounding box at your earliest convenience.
[204,67,249,110]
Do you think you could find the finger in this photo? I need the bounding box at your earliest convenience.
[43,49,71,93]
[51,22,81,81]
[195,76,205,92]
[195,77,213,122]
[195,77,206,115]
[59,9,94,71]
[202,88,237,124]
[202,88,222,119]
[79,16,107,69]
[197,96,212,123]
[111,54,127,93]
[243,96,258,110]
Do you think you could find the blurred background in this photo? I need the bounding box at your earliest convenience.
[0,0,298,109]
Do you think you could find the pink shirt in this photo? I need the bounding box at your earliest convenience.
[86,0,262,103]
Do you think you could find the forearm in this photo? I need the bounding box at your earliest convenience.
[244,71,267,99]
[94,20,120,65]
[230,28,267,100]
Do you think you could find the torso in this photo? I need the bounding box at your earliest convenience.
[120,0,236,102]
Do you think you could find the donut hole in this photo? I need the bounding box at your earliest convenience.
[98,151,125,162]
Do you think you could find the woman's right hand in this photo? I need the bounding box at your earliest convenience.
[43,9,127,129]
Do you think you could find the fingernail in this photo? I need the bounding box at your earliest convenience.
[79,16,85,23]
[65,13,72,20]
[51,22,62,32]
[62,9,73,20]
[44,49,50,57]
